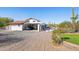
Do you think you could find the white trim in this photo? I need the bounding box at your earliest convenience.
[37,24,40,32]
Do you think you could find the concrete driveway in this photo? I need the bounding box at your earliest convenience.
[0,31,79,51]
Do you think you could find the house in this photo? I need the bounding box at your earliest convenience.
[6,18,46,32]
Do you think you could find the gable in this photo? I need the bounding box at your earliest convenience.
[29,19,38,23]
[25,18,40,23]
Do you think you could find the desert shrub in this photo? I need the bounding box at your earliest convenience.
[51,29,63,45]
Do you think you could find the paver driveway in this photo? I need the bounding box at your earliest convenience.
[0,31,79,51]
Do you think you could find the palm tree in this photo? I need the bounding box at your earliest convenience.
[76,20,79,31]
[70,7,78,32]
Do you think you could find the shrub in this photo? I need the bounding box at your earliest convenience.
[58,21,73,33]
[51,29,63,45]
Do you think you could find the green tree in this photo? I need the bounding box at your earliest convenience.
[0,17,14,27]
[58,21,72,33]
[0,22,6,27]
[76,21,79,31]
[70,8,78,32]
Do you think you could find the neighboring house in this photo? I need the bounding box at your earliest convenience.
[6,18,46,32]
[6,21,24,31]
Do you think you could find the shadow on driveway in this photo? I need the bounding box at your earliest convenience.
[0,33,24,47]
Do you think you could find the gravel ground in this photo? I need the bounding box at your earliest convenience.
[0,30,79,51]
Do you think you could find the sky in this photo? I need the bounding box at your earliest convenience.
[0,7,79,24]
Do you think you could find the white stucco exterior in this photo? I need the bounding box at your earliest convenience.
[37,24,40,32]
[29,19,38,23]
[7,18,46,32]
[7,25,23,31]
[26,19,42,24]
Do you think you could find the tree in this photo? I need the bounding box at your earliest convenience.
[0,17,14,27]
[48,21,57,29]
[76,20,79,31]
[70,8,78,32]
[58,21,72,33]
[48,23,53,28]
[59,21,71,28]
[0,22,6,28]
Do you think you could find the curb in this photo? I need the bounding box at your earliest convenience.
[64,41,79,48]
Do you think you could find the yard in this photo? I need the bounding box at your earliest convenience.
[62,33,79,45]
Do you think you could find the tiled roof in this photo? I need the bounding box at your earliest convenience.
[9,18,41,25]
[9,21,25,25]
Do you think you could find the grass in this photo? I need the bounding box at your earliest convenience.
[61,33,79,45]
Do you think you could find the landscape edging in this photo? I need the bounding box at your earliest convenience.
[64,41,79,48]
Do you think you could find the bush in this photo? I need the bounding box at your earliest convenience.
[58,21,73,33]
[51,29,63,45]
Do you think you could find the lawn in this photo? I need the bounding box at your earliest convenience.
[61,33,79,45]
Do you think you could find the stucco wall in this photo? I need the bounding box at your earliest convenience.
[8,25,23,31]
[29,19,38,23]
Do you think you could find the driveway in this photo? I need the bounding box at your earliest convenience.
[0,31,79,51]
